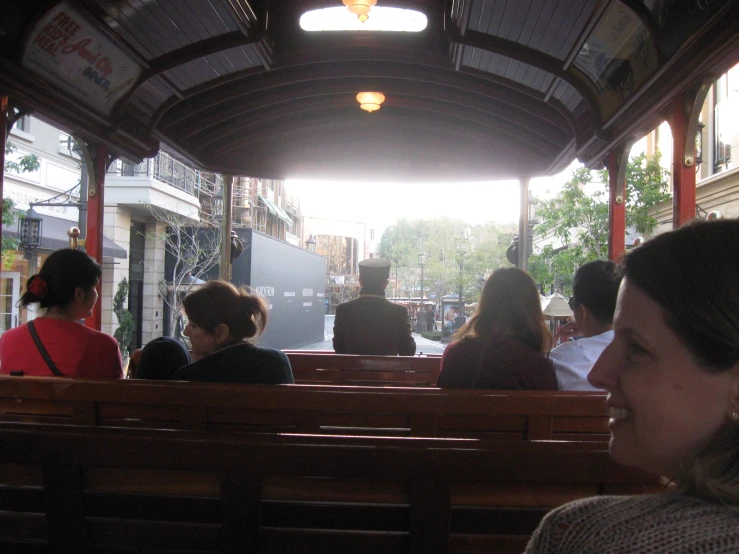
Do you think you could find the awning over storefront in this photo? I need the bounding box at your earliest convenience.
[2,213,127,259]
[258,195,293,227]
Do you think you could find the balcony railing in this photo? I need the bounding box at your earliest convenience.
[108,151,221,197]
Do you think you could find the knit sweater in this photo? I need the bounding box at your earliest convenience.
[524,493,739,553]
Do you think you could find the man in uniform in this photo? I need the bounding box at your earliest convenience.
[332,258,416,355]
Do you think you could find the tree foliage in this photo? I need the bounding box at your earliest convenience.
[113,277,135,360]
[3,141,41,264]
[529,153,671,295]
[147,205,222,337]
[379,217,515,305]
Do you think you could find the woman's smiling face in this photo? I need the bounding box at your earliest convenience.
[588,278,736,477]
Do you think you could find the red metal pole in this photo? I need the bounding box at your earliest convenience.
[670,95,696,228]
[85,143,107,331]
[0,96,7,281]
[607,149,626,261]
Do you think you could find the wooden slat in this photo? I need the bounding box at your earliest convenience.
[450,534,531,554]
[220,473,261,554]
[84,492,220,523]
[0,424,661,554]
[262,528,408,554]
[0,511,48,540]
[451,483,597,507]
[409,479,450,554]
[0,376,611,443]
[42,464,86,551]
[451,506,549,535]
[261,500,408,531]
[85,469,219,496]
[86,518,220,550]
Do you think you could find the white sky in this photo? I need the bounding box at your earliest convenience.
[287,161,578,233]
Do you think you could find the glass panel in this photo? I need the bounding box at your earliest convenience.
[0,295,12,313]
[1,278,13,295]
[0,314,11,332]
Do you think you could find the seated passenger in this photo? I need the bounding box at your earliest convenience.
[525,219,739,553]
[0,249,123,378]
[437,268,555,390]
[135,336,192,380]
[550,260,621,391]
[170,280,294,384]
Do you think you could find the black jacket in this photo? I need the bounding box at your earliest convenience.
[171,342,294,384]
[332,295,416,356]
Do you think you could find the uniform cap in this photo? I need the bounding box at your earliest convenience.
[358,258,391,282]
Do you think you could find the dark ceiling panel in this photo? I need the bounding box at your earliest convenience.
[130,77,173,116]
[0,0,737,181]
[463,49,553,95]
[555,0,600,59]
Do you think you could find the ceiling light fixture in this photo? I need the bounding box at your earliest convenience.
[356,92,385,112]
[342,0,377,22]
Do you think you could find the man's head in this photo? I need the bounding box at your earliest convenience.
[569,260,622,337]
[358,258,391,290]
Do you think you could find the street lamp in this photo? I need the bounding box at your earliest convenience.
[306,234,317,253]
[455,228,471,318]
[417,249,427,333]
[212,188,224,217]
[19,208,43,275]
[418,250,427,301]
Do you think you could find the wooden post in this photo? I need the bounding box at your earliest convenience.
[670,95,696,228]
[518,177,529,271]
[219,174,234,281]
[606,148,627,261]
[0,96,8,281]
[77,139,109,331]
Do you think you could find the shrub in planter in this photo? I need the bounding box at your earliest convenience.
[421,331,442,341]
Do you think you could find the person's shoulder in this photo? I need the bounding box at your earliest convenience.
[389,301,408,314]
[253,344,288,359]
[550,338,580,355]
[81,325,120,349]
[544,493,739,526]
[446,336,481,354]
[0,324,25,342]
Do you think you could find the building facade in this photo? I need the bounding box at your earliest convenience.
[3,115,304,351]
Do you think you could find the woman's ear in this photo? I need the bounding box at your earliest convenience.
[213,323,231,345]
[728,363,739,422]
[74,286,87,303]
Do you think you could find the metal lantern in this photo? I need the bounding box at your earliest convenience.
[19,209,43,251]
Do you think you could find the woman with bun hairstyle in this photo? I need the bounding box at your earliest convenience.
[170,280,294,384]
[0,249,123,378]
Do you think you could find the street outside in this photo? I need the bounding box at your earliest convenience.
[289,315,448,355]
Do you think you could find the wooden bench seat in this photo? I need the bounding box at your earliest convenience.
[284,352,442,386]
[0,422,659,554]
[0,376,610,441]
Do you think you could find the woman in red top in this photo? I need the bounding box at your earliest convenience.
[437,267,555,390]
[0,249,122,378]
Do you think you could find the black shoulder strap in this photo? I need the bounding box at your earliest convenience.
[28,321,64,377]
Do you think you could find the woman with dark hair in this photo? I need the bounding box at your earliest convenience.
[170,280,294,384]
[436,267,555,389]
[0,249,122,378]
[525,219,739,552]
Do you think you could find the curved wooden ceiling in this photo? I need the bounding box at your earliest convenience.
[1,0,739,181]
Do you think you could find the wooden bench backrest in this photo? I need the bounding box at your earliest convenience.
[0,376,610,441]
[0,422,659,554]
[285,352,442,386]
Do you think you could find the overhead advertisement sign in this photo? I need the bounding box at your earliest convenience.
[572,1,659,121]
[21,1,142,116]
